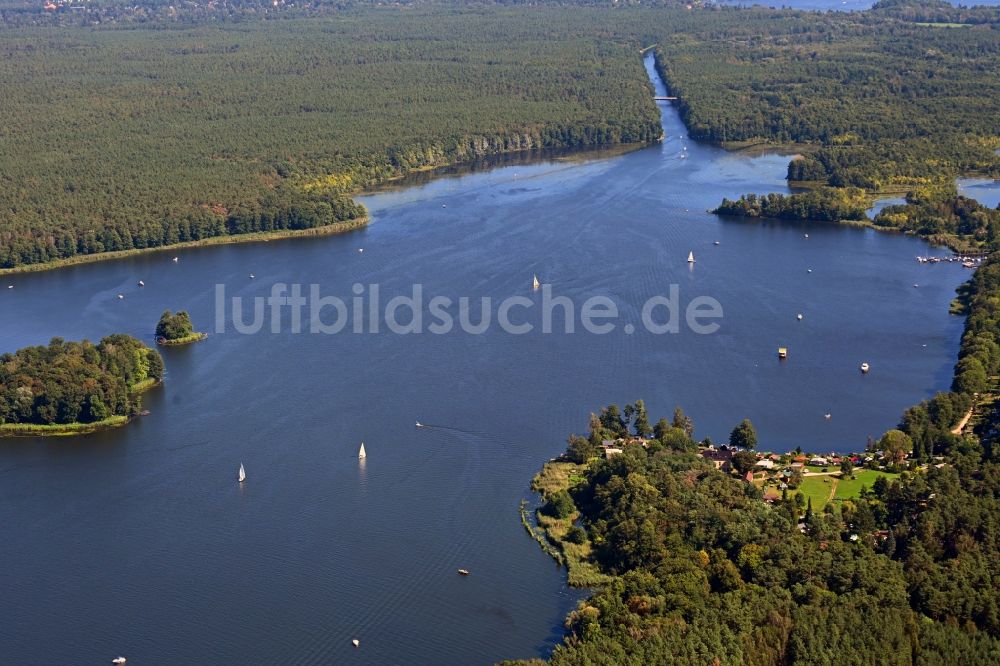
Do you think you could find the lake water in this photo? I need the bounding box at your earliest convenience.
[0,55,970,664]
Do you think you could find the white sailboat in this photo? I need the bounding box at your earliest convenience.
[532,274,540,290]
[415,421,423,428]
[358,442,367,459]
[687,251,695,263]
[238,463,246,483]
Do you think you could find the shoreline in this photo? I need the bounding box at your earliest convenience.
[0,377,162,439]
[0,415,131,438]
[0,217,369,277]
[157,332,208,346]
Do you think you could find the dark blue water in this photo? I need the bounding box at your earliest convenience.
[0,56,969,664]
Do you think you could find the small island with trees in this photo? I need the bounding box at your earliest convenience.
[0,335,164,437]
[155,310,206,346]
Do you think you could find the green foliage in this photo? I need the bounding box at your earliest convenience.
[873,193,1000,252]
[655,6,1000,189]
[880,429,915,466]
[0,335,161,426]
[155,310,195,341]
[542,490,577,520]
[566,434,598,465]
[732,450,757,476]
[536,394,1000,663]
[729,418,758,450]
[714,188,869,223]
[0,8,661,269]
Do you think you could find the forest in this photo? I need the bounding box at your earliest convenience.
[3,2,998,268]
[0,8,661,269]
[713,189,870,223]
[653,1,1000,190]
[0,335,163,428]
[509,383,1000,664]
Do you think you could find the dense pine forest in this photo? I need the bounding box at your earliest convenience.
[0,8,661,269]
[0,335,163,429]
[654,1,1000,190]
[2,2,998,268]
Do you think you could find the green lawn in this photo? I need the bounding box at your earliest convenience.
[794,469,900,511]
[797,475,838,511]
[834,469,899,500]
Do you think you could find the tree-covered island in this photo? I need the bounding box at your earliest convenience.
[0,335,163,437]
[156,310,207,346]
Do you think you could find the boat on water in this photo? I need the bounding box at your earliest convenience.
[352,639,360,648]
[249,273,255,279]
[358,442,367,459]
[137,280,145,287]
[238,463,246,483]
[713,241,720,246]
[112,657,127,665]
[804,234,809,239]
[778,347,788,359]
[117,293,124,300]
[415,421,423,428]
[687,251,695,263]
[860,362,870,373]
[458,569,470,576]
[172,256,179,263]
[796,314,803,321]
[532,274,540,290]
[824,413,832,420]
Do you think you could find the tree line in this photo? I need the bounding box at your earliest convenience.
[0,336,163,426]
[0,8,661,268]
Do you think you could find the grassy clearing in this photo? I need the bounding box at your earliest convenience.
[834,469,900,500]
[797,475,838,511]
[795,469,901,509]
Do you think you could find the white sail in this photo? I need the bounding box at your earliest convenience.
[687,251,695,263]
[532,274,540,290]
[358,442,367,459]
[238,463,246,483]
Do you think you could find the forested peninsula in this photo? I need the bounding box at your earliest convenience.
[510,256,1000,662]
[0,336,163,436]
[684,0,1000,246]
